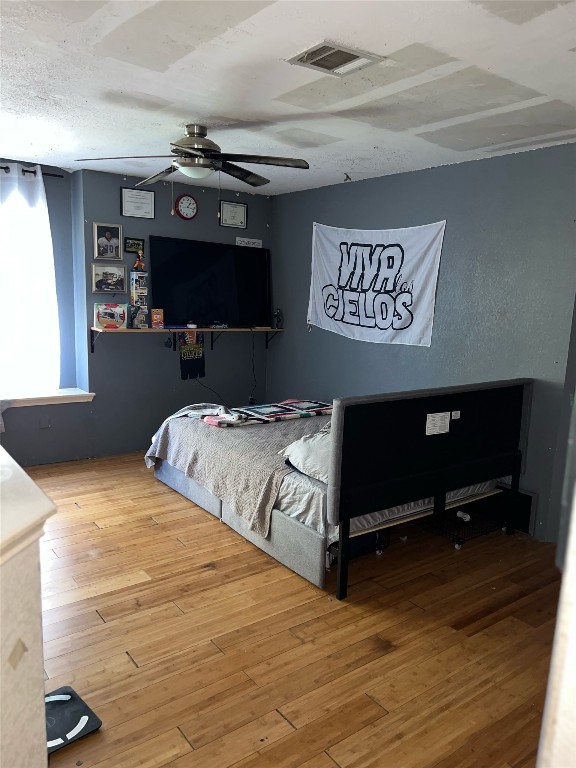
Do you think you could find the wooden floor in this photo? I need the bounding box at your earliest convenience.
[30,453,560,768]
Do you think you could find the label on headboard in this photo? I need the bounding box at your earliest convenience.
[426,412,450,435]
[236,237,262,248]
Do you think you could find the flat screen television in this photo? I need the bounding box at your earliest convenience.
[149,236,271,327]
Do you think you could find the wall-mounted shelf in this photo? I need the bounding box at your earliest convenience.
[89,326,284,353]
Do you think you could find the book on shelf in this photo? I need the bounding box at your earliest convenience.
[151,308,164,328]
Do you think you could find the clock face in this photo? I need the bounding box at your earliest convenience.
[175,194,198,220]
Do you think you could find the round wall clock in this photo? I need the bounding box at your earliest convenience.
[174,194,198,220]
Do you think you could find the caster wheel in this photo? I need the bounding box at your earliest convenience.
[376,550,383,556]
[454,543,462,550]
[502,526,508,533]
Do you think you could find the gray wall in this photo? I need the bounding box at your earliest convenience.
[2,168,273,464]
[551,293,576,569]
[267,145,576,543]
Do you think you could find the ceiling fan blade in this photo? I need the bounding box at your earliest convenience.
[217,154,309,169]
[75,155,176,161]
[170,143,204,157]
[220,161,270,187]
[135,166,175,187]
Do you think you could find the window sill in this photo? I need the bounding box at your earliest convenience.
[0,388,95,409]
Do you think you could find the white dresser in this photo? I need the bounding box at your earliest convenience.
[1,446,55,768]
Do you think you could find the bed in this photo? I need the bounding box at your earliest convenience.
[145,379,532,600]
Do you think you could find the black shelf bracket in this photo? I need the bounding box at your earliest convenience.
[265,330,280,349]
[90,328,98,353]
[210,331,224,350]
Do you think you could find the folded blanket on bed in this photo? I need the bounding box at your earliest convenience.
[203,399,332,427]
[145,412,331,537]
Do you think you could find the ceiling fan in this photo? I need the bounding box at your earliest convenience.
[76,124,309,188]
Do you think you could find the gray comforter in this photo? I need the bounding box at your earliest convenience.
[145,412,331,536]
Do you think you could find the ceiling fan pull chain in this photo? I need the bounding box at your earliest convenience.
[217,171,222,220]
[170,180,175,216]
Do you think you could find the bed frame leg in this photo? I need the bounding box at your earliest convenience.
[336,518,351,600]
[434,491,446,518]
[504,457,521,535]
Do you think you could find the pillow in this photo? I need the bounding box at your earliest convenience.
[278,430,331,483]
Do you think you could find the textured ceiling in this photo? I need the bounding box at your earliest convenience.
[1,0,575,195]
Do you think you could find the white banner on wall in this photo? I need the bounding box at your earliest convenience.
[307,220,446,346]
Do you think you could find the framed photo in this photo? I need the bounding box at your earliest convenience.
[124,237,145,254]
[121,188,155,219]
[219,200,247,229]
[94,223,122,260]
[94,303,128,329]
[92,263,126,293]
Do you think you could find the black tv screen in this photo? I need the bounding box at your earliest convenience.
[149,236,271,327]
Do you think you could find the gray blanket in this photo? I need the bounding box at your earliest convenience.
[145,412,331,537]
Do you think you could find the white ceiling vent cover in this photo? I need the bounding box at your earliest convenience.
[288,42,383,77]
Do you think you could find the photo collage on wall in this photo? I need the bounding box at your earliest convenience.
[92,222,128,328]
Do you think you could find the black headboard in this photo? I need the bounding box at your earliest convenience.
[327,379,532,526]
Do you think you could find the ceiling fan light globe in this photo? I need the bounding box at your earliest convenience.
[175,156,216,179]
[178,166,214,179]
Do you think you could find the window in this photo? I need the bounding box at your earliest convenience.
[0,163,61,396]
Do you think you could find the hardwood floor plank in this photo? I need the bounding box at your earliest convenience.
[43,602,184,660]
[42,609,105,643]
[151,507,207,524]
[326,624,553,767]
[129,591,328,667]
[42,569,152,611]
[44,603,209,676]
[180,636,395,748]
[224,695,387,768]
[27,454,559,768]
[168,711,294,768]
[212,596,345,652]
[245,601,418,687]
[41,550,274,626]
[366,631,499,710]
[90,629,303,721]
[43,519,100,536]
[45,652,137,689]
[88,728,192,768]
[295,755,341,768]
[96,557,278,623]
[511,581,561,627]
[278,624,460,728]
[174,567,305,612]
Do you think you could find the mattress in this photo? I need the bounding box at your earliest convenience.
[275,470,494,545]
[147,405,494,545]
[146,411,331,536]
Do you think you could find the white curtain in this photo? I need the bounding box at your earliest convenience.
[0,163,60,396]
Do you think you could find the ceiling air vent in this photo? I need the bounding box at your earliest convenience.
[288,42,382,77]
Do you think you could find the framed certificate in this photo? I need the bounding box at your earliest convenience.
[121,188,155,219]
[219,200,247,229]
